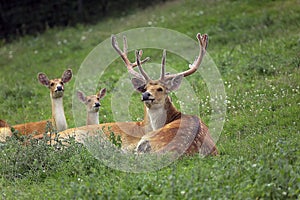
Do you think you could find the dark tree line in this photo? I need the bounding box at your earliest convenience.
[0,0,166,42]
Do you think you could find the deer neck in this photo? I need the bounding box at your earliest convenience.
[86,111,99,125]
[51,97,67,131]
[145,96,181,131]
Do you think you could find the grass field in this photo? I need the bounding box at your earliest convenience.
[0,0,300,199]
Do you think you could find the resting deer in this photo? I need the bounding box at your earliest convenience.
[111,33,218,156]
[0,69,72,142]
[46,33,217,156]
[32,88,108,141]
[77,88,107,125]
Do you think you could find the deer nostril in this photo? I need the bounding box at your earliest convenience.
[57,86,63,91]
[142,92,151,101]
[95,102,100,107]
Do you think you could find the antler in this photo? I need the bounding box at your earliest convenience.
[111,35,150,78]
[159,49,167,81]
[164,33,208,80]
[136,50,151,81]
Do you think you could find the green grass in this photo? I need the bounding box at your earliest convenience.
[1,0,300,199]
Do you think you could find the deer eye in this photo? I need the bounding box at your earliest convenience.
[60,81,64,85]
[157,87,163,92]
[97,97,100,101]
[50,82,54,87]
[87,99,91,103]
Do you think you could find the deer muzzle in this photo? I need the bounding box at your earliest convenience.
[56,85,63,91]
[142,92,152,101]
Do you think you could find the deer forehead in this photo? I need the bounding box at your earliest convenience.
[49,78,63,86]
[86,95,99,103]
[146,81,166,91]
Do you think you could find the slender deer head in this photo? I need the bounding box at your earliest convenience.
[77,88,107,125]
[126,33,208,109]
[38,69,73,98]
[77,88,107,113]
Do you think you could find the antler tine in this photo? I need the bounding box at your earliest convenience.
[136,50,150,81]
[111,35,150,76]
[165,33,208,79]
[111,35,132,70]
[122,35,128,55]
[160,49,167,81]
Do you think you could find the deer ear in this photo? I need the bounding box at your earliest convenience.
[38,73,50,87]
[165,75,183,93]
[0,119,9,127]
[77,90,86,103]
[62,69,72,83]
[98,88,107,99]
[131,77,146,93]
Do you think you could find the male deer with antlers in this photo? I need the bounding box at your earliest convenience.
[111,33,218,156]
[48,33,217,156]
[0,69,72,141]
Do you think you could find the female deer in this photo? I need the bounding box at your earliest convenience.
[77,88,107,125]
[0,69,72,141]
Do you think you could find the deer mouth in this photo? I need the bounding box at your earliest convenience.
[53,90,64,98]
[141,92,155,103]
[141,98,155,103]
[92,106,100,112]
[55,90,64,93]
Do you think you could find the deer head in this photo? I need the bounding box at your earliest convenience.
[128,33,208,109]
[77,88,107,113]
[38,69,73,98]
[130,50,183,109]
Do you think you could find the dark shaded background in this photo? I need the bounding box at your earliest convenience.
[0,0,167,42]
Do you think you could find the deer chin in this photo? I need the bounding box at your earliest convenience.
[142,99,154,108]
[92,107,100,112]
[143,99,165,110]
[52,90,64,98]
